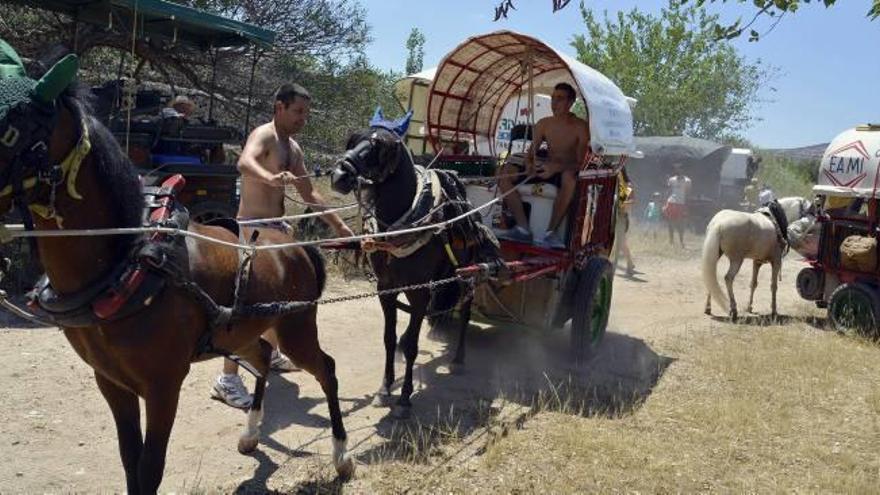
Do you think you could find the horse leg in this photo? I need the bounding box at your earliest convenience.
[139,381,184,494]
[704,292,712,315]
[770,257,781,319]
[94,373,143,494]
[394,288,430,419]
[374,293,398,407]
[748,261,762,314]
[233,338,273,454]
[725,257,744,322]
[449,294,472,375]
[279,314,354,478]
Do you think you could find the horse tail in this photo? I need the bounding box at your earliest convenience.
[701,221,729,312]
[303,245,326,297]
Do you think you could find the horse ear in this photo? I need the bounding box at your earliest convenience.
[369,106,385,128]
[33,54,79,104]
[0,39,27,79]
[392,110,414,137]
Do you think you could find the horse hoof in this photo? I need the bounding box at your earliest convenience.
[448,361,465,375]
[335,454,356,480]
[373,392,394,407]
[730,312,738,322]
[237,435,259,455]
[704,308,711,316]
[392,404,412,420]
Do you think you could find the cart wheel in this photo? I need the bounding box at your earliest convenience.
[571,257,613,361]
[796,267,824,301]
[189,201,236,224]
[828,283,880,338]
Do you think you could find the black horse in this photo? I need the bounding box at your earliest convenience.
[331,127,498,418]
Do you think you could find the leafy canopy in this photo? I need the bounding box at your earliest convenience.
[405,28,426,75]
[494,0,879,40]
[572,1,773,139]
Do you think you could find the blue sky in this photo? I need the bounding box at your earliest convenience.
[362,0,879,149]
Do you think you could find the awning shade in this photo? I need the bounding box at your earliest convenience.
[6,0,275,48]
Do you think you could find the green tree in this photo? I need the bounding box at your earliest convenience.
[282,54,401,159]
[0,0,395,155]
[404,28,426,75]
[495,0,879,40]
[571,1,772,139]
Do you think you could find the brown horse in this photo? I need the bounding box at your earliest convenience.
[0,50,352,492]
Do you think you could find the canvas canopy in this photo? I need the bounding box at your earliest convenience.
[7,0,275,49]
[814,126,880,199]
[425,30,634,157]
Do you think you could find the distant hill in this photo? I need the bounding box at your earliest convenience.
[764,143,828,161]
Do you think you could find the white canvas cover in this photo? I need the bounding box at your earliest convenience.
[425,30,634,157]
[814,126,880,198]
[393,68,436,155]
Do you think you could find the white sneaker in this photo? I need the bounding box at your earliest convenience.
[211,374,253,410]
[539,231,566,249]
[270,350,299,373]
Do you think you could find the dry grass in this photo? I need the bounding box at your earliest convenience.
[626,223,706,261]
[349,323,880,493]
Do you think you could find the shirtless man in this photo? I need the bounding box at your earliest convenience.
[497,82,590,249]
[211,83,355,409]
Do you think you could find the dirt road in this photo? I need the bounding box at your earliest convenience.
[0,247,820,493]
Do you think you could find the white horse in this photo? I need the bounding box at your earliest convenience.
[702,196,813,320]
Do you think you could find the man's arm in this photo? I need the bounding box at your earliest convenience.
[573,119,590,171]
[526,120,547,175]
[237,128,288,186]
[288,141,355,237]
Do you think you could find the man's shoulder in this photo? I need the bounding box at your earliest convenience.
[247,122,277,144]
[288,138,304,154]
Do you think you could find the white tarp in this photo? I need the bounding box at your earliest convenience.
[425,30,634,157]
[814,126,880,198]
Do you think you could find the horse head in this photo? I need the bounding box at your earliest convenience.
[331,127,407,195]
[0,40,81,222]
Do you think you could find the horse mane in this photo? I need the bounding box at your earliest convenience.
[61,84,145,231]
[28,52,144,232]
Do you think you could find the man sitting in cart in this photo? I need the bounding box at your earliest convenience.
[497,82,590,249]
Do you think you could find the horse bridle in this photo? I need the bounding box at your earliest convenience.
[0,96,63,232]
[336,130,402,186]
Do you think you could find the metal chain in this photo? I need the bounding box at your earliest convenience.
[315,275,465,306]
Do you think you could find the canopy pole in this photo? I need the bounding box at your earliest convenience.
[207,47,218,123]
[243,48,262,138]
[526,48,534,132]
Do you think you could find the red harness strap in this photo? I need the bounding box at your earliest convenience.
[91,174,187,320]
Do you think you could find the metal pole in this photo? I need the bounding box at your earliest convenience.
[243,48,261,138]
[207,47,218,122]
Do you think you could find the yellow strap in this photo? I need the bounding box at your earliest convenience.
[0,118,90,202]
[28,203,63,227]
[444,242,459,267]
[0,176,37,197]
[63,122,89,200]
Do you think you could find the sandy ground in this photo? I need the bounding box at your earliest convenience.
[0,245,821,493]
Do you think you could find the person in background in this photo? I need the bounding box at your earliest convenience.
[743,177,759,210]
[663,163,691,249]
[162,94,196,119]
[643,191,663,239]
[618,171,636,276]
[758,183,776,206]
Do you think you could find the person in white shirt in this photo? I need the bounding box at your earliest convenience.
[663,163,691,248]
[758,184,775,206]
